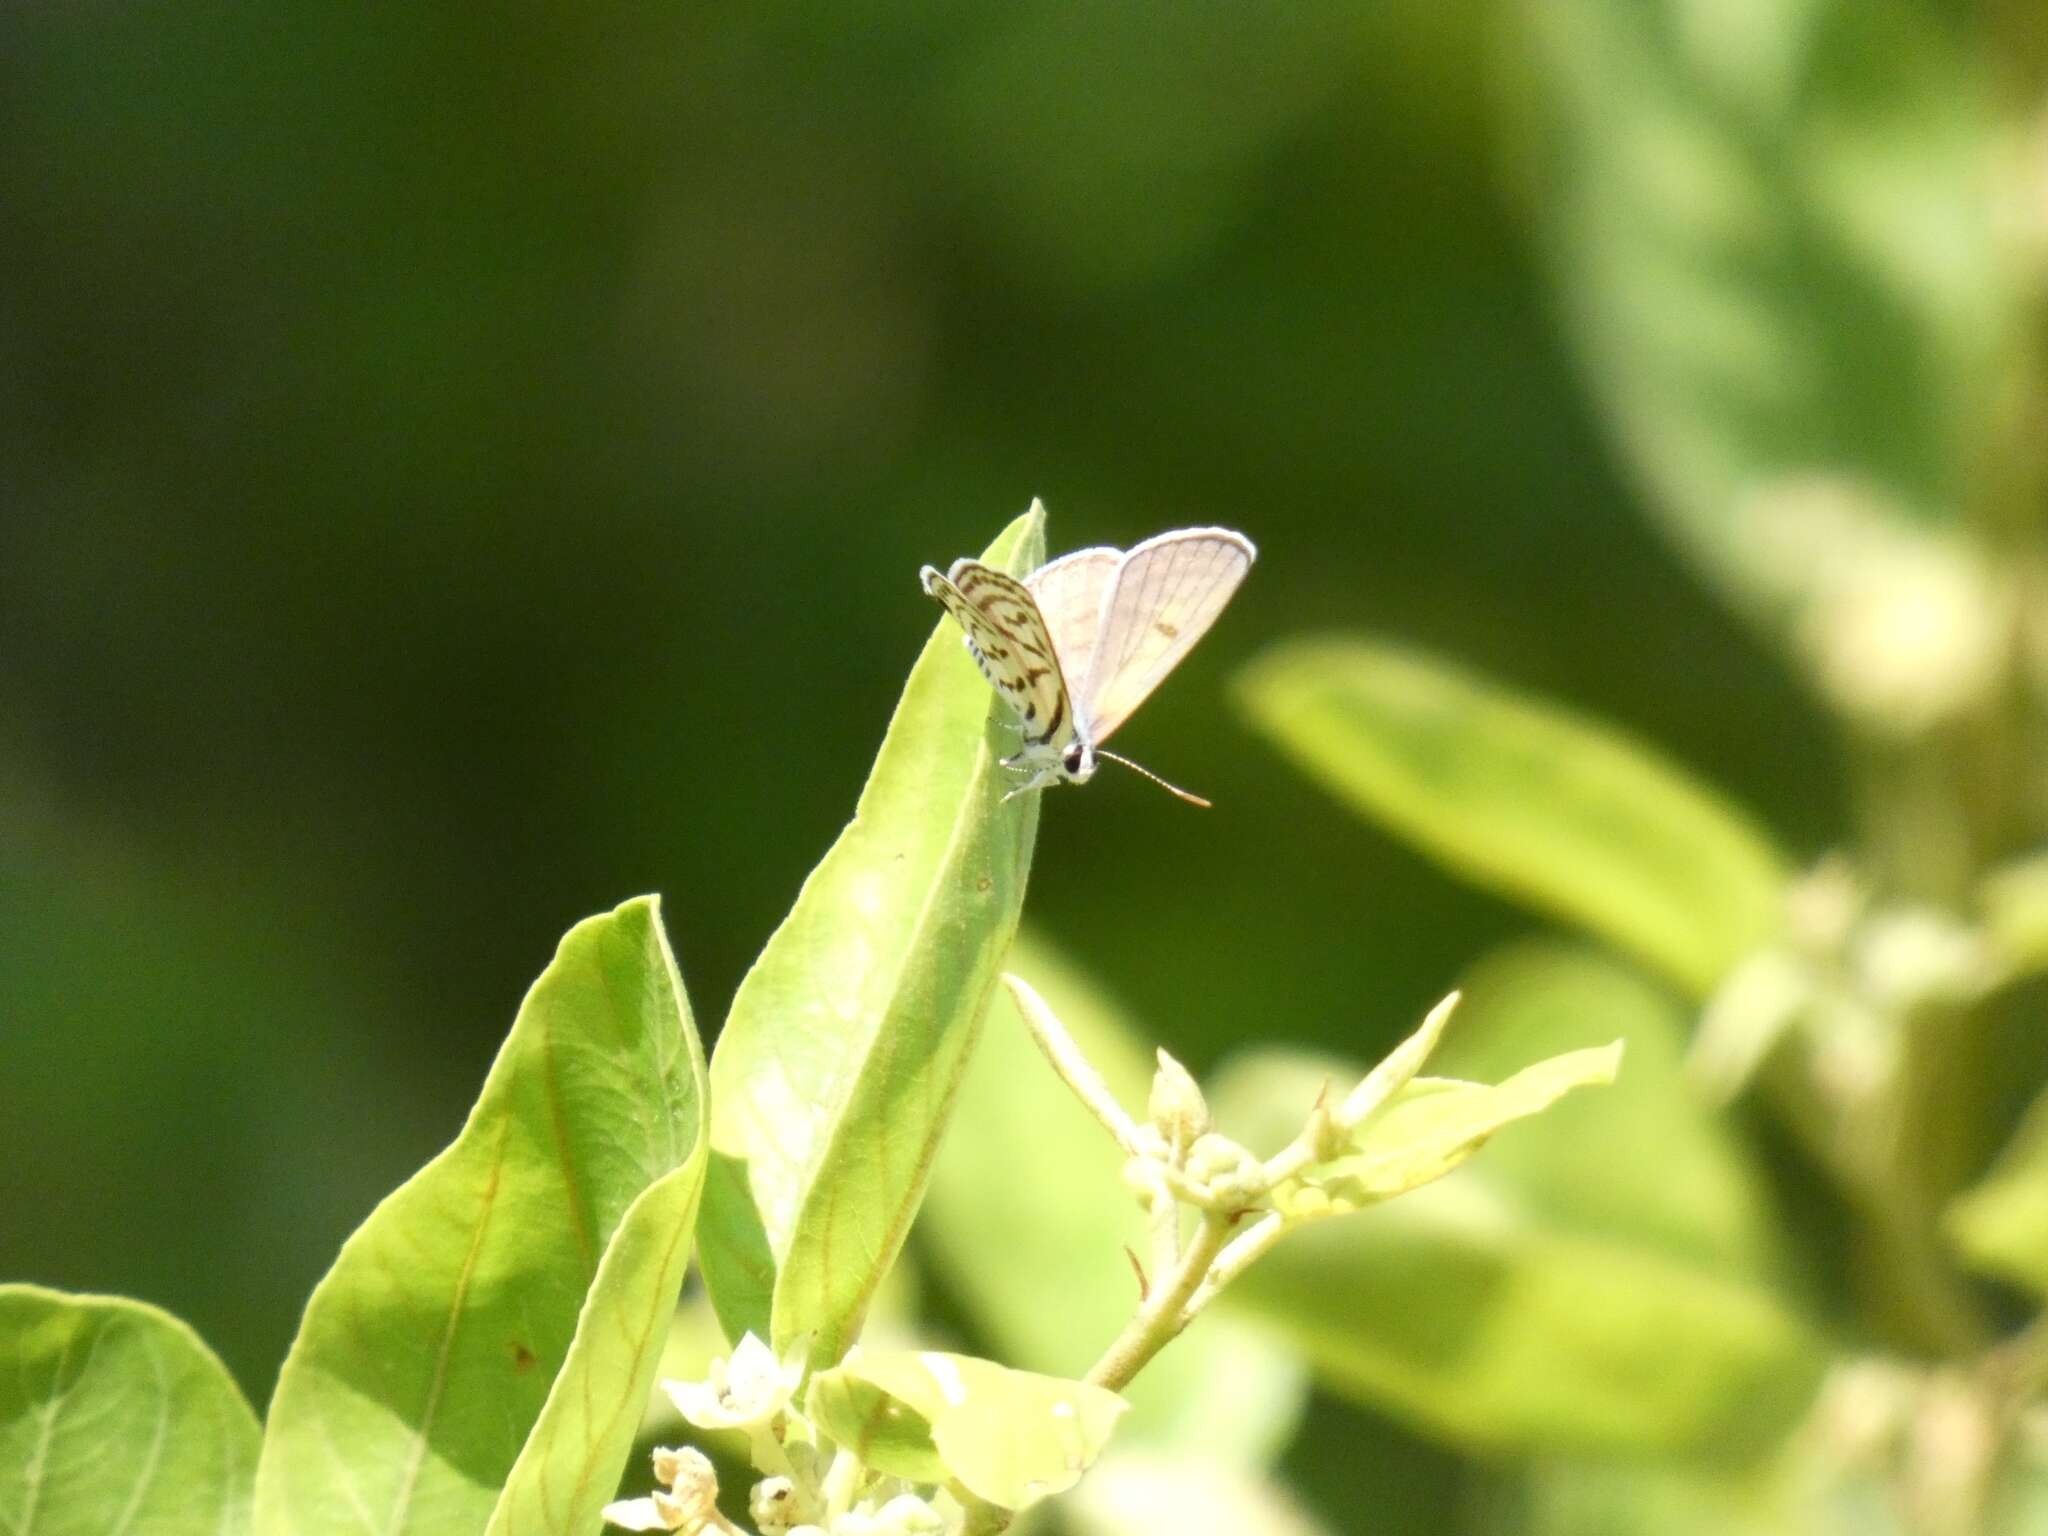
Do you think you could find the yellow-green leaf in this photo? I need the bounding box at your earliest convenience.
[0,1286,259,1536]
[809,1350,1126,1511]
[701,508,1045,1367]
[253,897,707,1536]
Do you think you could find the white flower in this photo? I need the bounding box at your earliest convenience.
[664,1331,808,1432]
[602,1445,721,1531]
[600,1491,689,1532]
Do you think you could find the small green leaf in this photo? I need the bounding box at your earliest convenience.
[804,1366,950,1486]
[1296,1043,1622,1213]
[1947,1085,2048,1295]
[254,896,706,1535]
[809,1350,1126,1511]
[920,934,1308,1466]
[1239,638,1787,996]
[701,507,1046,1367]
[0,1285,259,1536]
[1209,947,1822,1457]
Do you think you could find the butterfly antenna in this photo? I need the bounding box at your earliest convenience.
[1096,750,1212,809]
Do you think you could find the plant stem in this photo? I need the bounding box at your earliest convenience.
[1086,1211,1236,1393]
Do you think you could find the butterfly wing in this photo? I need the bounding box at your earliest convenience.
[1077,528,1256,744]
[921,559,1078,751]
[1024,545,1121,688]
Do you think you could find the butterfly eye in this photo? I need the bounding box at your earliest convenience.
[1063,743,1088,774]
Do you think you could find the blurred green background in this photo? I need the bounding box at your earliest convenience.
[10,0,2038,1527]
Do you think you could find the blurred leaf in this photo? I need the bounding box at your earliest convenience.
[807,1349,1125,1511]
[1978,851,2048,981]
[1293,1042,1621,1212]
[1432,942,1793,1277]
[1239,638,1788,996]
[700,507,1045,1368]
[0,1285,259,1536]
[921,933,1308,1466]
[1208,944,1822,1458]
[1946,1081,2048,1294]
[253,897,707,1535]
[1515,0,2019,617]
[1062,1454,1333,1536]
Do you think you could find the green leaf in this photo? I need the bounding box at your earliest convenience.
[1947,1083,2048,1295]
[0,1285,259,1536]
[807,1350,1126,1511]
[1209,945,1822,1458]
[1239,637,1787,996]
[1515,0,2019,617]
[253,896,707,1536]
[1294,1043,1622,1213]
[700,507,1046,1367]
[920,933,1308,1466]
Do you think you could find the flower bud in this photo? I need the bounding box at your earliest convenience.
[1148,1049,1211,1154]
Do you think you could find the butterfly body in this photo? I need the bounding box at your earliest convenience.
[920,521,1255,802]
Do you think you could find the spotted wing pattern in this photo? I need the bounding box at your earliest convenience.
[921,559,1077,750]
[1078,528,1256,744]
[1024,546,1120,687]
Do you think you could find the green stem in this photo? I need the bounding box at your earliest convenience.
[1087,1212,1236,1393]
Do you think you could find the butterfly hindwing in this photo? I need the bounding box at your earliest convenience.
[921,559,1077,750]
[1077,529,1256,744]
[1024,546,1121,686]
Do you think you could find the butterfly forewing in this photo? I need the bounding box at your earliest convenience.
[922,560,1078,750]
[1023,546,1121,684]
[1078,529,1256,743]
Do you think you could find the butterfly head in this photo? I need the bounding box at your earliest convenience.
[1061,737,1098,784]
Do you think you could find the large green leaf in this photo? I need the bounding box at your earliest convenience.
[700,507,1045,1367]
[253,896,707,1536]
[1516,0,2018,621]
[0,1285,259,1536]
[1239,638,1787,996]
[919,934,1307,1466]
[1208,944,1822,1458]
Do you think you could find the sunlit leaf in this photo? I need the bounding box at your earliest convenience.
[699,506,1045,1368]
[253,896,707,1535]
[1514,0,2020,623]
[808,1350,1126,1511]
[1208,943,1822,1457]
[1239,637,1788,996]
[920,933,1308,1466]
[0,1286,259,1536]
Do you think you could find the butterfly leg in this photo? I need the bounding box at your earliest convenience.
[998,762,1064,802]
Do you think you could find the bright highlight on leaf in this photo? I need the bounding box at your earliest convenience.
[807,1350,1129,1511]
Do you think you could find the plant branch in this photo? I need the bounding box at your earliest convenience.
[1086,1211,1237,1393]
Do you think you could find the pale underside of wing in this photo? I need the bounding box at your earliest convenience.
[1077,528,1256,744]
[922,559,1077,750]
[1024,546,1121,687]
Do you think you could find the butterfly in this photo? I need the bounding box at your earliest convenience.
[920,523,1256,805]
